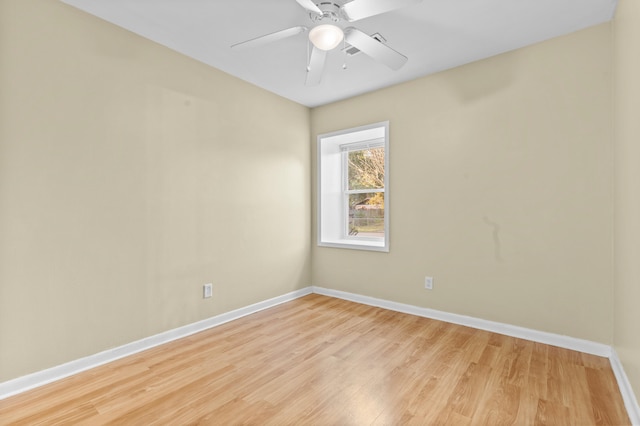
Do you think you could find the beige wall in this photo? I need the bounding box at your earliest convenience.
[614,0,640,406]
[311,23,614,344]
[0,0,311,381]
[1,0,632,401]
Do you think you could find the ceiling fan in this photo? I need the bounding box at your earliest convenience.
[231,0,422,86]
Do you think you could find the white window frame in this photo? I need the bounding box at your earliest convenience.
[317,121,389,252]
[341,139,385,242]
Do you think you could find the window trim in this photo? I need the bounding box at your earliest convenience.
[317,121,389,252]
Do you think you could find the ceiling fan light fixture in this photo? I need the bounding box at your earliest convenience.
[309,24,344,51]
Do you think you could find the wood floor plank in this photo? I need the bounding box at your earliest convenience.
[472,357,523,426]
[0,294,630,425]
[534,398,571,426]
[585,366,631,425]
[449,362,493,418]
[565,364,598,425]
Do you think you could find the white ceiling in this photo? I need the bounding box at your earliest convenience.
[60,0,617,107]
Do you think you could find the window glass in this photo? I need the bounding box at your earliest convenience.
[348,192,384,237]
[347,147,384,190]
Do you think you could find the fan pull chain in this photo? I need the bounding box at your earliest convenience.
[306,39,311,72]
[342,37,348,70]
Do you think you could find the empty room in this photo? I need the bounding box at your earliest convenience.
[1,0,639,424]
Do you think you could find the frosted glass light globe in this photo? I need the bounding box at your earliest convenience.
[309,24,344,51]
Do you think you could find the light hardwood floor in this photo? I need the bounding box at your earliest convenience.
[0,294,630,425]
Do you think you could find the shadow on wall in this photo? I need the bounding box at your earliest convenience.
[443,53,519,102]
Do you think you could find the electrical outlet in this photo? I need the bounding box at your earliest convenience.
[203,283,213,299]
[424,276,433,290]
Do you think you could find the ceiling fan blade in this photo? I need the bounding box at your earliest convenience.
[295,0,323,16]
[342,0,422,22]
[305,46,327,86]
[344,27,407,70]
[231,26,307,50]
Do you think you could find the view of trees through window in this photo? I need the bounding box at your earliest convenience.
[347,147,385,237]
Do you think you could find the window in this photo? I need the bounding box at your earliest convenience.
[317,121,389,251]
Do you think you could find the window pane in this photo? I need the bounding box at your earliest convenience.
[348,147,384,190]
[348,192,384,237]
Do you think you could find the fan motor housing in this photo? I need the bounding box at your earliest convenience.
[311,2,343,22]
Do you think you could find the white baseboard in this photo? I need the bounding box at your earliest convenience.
[0,287,313,401]
[610,348,640,425]
[312,286,611,357]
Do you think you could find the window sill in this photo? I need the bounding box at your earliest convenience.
[318,239,388,252]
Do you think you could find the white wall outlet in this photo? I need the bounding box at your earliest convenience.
[424,276,433,290]
[203,283,213,299]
